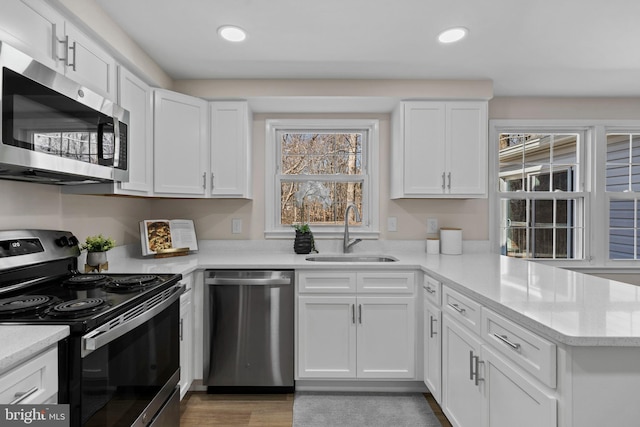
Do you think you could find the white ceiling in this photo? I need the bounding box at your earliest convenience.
[95,0,640,97]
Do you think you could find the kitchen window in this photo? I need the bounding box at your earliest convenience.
[494,130,586,260]
[264,119,379,238]
[606,132,640,259]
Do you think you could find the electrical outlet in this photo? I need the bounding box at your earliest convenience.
[427,218,438,234]
[232,218,242,234]
[387,217,397,232]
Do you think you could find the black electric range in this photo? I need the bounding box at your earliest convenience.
[0,229,183,427]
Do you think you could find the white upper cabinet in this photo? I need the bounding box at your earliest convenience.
[153,89,208,196]
[62,22,117,100]
[117,67,153,194]
[0,0,116,100]
[0,0,63,70]
[391,101,488,198]
[209,101,253,198]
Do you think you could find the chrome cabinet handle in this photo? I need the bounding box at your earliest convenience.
[68,40,77,71]
[202,172,206,189]
[424,285,436,295]
[211,173,215,189]
[179,318,184,341]
[351,304,355,324]
[52,24,68,64]
[429,315,437,338]
[10,386,38,404]
[448,303,466,314]
[358,304,362,324]
[447,172,452,190]
[441,172,446,190]
[469,351,483,386]
[494,333,522,351]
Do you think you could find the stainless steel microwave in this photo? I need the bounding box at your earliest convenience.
[0,42,129,184]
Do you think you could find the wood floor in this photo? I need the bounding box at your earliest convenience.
[180,392,452,427]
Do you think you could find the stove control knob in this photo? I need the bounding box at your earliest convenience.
[68,235,79,246]
[55,236,69,247]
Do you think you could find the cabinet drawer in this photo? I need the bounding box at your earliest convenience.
[0,346,58,404]
[298,271,357,293]
[357,272,415,294]
[423,275,441,306]
[482,308,556,388]
[442,286,481,335]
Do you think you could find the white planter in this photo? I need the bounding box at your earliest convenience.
[86,251,108,267]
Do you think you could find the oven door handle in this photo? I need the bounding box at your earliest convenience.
[82,284,184,357]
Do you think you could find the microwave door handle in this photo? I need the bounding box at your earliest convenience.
[113,118,120,168]
[97,122,108,166]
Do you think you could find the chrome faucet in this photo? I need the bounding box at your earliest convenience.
[343,203,362,253]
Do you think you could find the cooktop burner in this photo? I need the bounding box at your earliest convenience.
[0,295,59,317]
[105,275,160,292]
[63,274,111,289]
[47,297,108,318]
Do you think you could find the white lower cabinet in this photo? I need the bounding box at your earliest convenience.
[178,274,194,399]
[442,315,484,427]
[423,298,442,403]
[440,284,557,427]
[297,270,416,380]
[0,345,58,404]
[483,345,556,427]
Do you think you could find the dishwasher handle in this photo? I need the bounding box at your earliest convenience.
[206,277,292,286]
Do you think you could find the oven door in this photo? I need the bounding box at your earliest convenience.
[79,285,182,427]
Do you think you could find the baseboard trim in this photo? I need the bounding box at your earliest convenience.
[295,380,428,393]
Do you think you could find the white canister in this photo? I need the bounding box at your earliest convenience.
[440,228,462,255]
[426,238,440,254]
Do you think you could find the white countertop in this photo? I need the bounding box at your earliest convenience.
[100,240,640,347]
[0,325,69,374]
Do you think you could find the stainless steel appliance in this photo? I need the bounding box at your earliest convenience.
[204,270,294,392]
[0,229,183,427]
[0,42,130,184]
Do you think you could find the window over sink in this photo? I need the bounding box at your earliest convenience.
[264,119,379,239]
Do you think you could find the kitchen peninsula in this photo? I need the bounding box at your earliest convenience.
[92,240,640,427]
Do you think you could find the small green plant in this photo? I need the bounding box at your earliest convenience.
[292,223,311,234]
[81,234,116,252]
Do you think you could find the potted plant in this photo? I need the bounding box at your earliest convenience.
[82,234,116,267]
[292,223,316,254]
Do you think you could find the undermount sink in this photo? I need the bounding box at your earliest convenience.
[305,255,398,263]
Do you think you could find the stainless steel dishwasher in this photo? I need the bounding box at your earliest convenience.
[203,270,294,392]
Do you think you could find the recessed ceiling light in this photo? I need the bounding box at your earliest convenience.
[218,25,247,42]
[438,27,468,44]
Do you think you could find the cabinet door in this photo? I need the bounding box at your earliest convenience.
[63,23,116,99]
[446,102,487,196]
[153,89,208,196]
[297,296,356,378]
[0,0,63,70]
[356,296,415,379]
[209,101,252,198]
[442,315,484,427]
[483,346,556,427]
[117,67,152,194]
[179,288,193,399]
[424,299,442,403]
[402,102,447,195]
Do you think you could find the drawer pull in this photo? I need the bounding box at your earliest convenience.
[424,286,436,294]
[448,303,466,314]
[10,386,39,404]
[494,333,522,352]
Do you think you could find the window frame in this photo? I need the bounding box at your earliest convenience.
[264,118,380,239]
[490,121,591,265]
